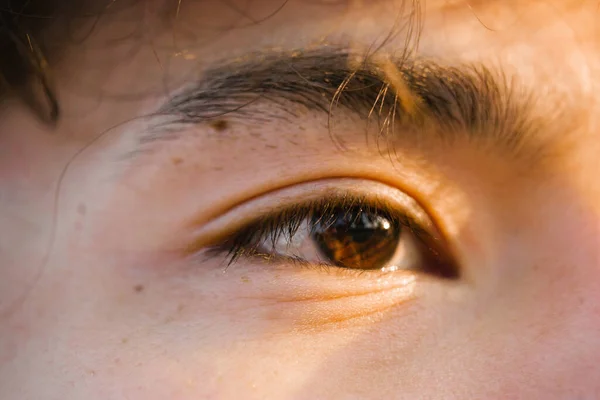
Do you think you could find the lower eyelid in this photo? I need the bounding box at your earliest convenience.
[221,256,421,299]
[239,255,388,278]
[262,288,418,330]
[229,268,420,328]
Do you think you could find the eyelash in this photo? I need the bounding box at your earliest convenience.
[205,193,448,276]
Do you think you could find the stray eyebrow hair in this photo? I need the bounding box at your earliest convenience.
[153,47,542,157]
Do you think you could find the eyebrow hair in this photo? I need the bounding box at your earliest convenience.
[152,47,542,157]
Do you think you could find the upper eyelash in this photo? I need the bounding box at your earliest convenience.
[204,193,434,269]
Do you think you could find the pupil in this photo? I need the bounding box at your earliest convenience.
[311,207,400,270]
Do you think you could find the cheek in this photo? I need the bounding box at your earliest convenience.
[35,305,389,400]
[9,244,408,399]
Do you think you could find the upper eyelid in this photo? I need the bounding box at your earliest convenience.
[187,179,442,251]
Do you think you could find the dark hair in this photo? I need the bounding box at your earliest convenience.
[0,1,109,123]
[1,1,59,121]
[1,0,419,124]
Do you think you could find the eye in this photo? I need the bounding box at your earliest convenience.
[208,191,457,279]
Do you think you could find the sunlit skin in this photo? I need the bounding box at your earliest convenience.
[2,0,600,398]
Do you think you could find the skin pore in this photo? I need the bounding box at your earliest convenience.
[2,0,600,398]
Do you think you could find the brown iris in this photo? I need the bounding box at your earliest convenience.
[311,206,400,270]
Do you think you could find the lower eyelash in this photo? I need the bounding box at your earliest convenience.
[211,250,396,279]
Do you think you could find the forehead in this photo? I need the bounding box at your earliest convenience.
[65,0,597,95]
[109,0,598,68]
[78,0,596,46]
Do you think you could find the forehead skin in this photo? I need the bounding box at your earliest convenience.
[2,0,600,399]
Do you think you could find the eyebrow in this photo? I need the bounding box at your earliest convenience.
[151,47,543,158]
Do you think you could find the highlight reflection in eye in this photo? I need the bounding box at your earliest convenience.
[208,192,458,279]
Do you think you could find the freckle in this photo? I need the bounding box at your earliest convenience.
[265,144,278,149]
[177,304,185,312]
[133,284,144,293]
[210,119,229,132]
[77,203,87,215]
[172,157,184,165]
[121,337,129,344]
